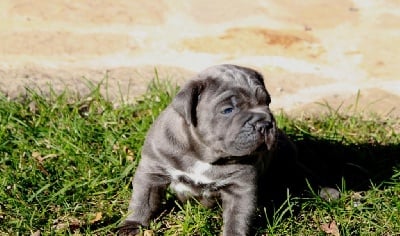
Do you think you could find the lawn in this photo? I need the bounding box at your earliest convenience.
[0,79,399,235]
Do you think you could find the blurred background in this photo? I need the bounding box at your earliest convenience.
[0,0,399,116]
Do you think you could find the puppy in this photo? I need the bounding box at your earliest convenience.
[119,64,296,235]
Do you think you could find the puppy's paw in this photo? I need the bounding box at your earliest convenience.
[117,220,142,236]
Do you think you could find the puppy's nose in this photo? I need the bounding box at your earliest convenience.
[255,120,273,134]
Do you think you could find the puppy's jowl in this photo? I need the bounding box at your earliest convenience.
[119,64,295,236]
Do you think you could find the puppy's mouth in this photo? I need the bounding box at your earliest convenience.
[226,120,276,155]
[214,123,276,164]
[253,124,276,153]
[252,116,276,151]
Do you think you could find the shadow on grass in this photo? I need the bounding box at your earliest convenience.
[266,135,400,195]
[296,136,399,190]
[258,132,400,226]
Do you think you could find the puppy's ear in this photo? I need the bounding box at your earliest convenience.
[252,70,266,88]
[251,70,271,104]
[172,80,205,127]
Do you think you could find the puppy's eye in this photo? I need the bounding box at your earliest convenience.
[221,107,234,114]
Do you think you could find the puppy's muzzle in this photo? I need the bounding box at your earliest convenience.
[247,110,276,150]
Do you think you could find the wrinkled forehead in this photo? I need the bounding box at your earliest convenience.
[199,64,265,89]
[196,65,270,103]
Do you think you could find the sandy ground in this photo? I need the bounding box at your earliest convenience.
[0,0,399,117]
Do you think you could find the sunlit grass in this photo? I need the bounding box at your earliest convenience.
[0,79,399,235]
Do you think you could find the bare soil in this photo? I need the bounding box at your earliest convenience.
[1,0,399,117]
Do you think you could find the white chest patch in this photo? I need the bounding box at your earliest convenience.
[169,161,213,184]
[168,161,216,196]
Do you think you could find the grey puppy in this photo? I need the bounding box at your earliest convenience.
[118,64,295,236]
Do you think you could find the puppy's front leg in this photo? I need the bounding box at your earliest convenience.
[221,181,257,236]
[119,161,169,235]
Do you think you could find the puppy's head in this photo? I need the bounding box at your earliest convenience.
[173,64,277,157]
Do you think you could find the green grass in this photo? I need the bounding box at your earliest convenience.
[0,79,399,235]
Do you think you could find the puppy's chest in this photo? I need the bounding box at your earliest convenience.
[168,161,225,198]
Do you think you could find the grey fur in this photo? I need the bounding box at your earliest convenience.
[118,64,293,236]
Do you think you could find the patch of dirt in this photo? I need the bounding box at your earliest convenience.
[267,0,359,28]
[7,0,167,25]
[0,32,131,56]
[0,0,399,117]
[0,65,193,103]
[179,27,325,59]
